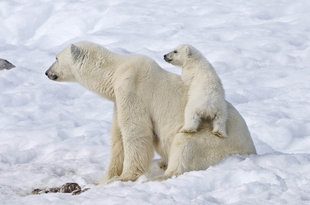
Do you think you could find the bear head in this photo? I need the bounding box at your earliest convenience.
[164,44,201,67]
[45,44,85,82]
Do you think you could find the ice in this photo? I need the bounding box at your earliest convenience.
[1,0,310,204]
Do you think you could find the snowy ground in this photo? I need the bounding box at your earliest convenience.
[1,0,310,204]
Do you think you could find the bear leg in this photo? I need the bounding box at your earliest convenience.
[115,90,154,182]
[212,111,227,138]
[99,107,124,184]
[181,104,201,133]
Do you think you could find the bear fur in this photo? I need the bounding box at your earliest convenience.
[164,44,228,138]
[45,41,256,183]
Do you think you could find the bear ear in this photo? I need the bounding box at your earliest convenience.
[185,45,192,57]
[71,44,85,63]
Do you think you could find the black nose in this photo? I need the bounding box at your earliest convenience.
[45,71,58,80]
[164,54,171,62]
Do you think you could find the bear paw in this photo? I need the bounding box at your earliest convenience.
[106,174,140,183]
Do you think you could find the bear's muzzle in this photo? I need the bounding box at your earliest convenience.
[45,70,58,80]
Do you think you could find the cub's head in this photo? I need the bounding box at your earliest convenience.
[164,44,197,66]
[45,44,85,82]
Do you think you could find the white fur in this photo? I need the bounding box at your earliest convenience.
[164,44,228,138]
[46,41,256,183]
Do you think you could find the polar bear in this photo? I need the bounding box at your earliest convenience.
[45,41,256,183]
[164,44,227,138]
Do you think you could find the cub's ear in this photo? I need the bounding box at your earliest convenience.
[71,44,85,62]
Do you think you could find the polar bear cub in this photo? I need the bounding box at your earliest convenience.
[164,44,227,138]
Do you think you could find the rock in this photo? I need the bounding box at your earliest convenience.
[0,59,15,70]
[32,182,89,195]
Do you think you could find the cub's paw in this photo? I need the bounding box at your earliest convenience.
[180,127,197,133]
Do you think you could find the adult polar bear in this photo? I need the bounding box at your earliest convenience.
[45,41,256,183]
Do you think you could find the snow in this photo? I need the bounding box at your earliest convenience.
[1,0,310,204]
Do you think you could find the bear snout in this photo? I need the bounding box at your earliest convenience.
[164,54,172,62]
[45,70,58,80]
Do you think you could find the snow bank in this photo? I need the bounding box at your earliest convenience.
[1,0,310,204]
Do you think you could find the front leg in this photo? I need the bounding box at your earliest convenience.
[98,106,124,184]
[115,90,154,182]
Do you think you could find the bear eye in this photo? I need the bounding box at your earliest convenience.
[173,50,178,54]
[56,57,58,61]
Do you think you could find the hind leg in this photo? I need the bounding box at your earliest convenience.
[180,102,201,133]
[212,110,227,138]
[145,132,215,182]
[162,133,196,178]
